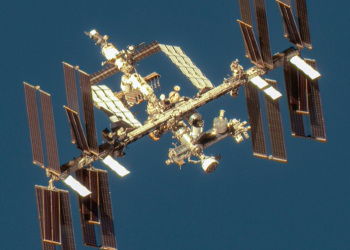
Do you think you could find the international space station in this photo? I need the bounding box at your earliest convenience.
[23,0,326,249]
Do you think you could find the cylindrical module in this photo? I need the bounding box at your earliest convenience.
[213,110,228,134]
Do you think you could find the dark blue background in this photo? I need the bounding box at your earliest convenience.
[1,1,349,249]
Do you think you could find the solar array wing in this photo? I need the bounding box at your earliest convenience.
[42,241,56,250]
[42,188,60,245]
[92,85,142,128]
[283,60,306,137]
[238,0,253,58]
[244,82,267,158]
[305,59,326,141]
[238,0,253,25]
[75,168,118,249]
[39,90,61,175]
[90,65,120,86]
[276,1,303,49]
[98,170,117,250]
[60,189,76,250]
[133,41,161,63]
[35,186,76,250]
[88,170,99,224]
[75,169,98,247]
[279,0,292,38]
[78,169,99,224]
[78,70,99,155]
[265,79,287,162]
[159,44,214,92]
[279,0,291,6]
[237,20,264,68]
[24,82,44,167]
[35,186,57,250]
[63,62,79,144]
[63,62,79,113]
[297,71,309,114]
[253,0,273,69]
[295,0,312,49]
[64,106,89,153]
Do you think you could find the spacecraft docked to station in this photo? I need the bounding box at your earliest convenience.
[23,0,326,249]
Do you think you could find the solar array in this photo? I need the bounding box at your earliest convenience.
[75,168,117,249]
[237,0,326,162]
[24,82,60,174]
[89,41,160,85]
[91,85,142,128]
[158,44,214,92]
[23,1,326,249]
[283,59,326,141]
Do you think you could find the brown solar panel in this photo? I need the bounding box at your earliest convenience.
[51,191,61,244]
[238,0,253,25]
[297,72,309,114]
[75,169,98,247]
[79,70,99,155]
[63,62,79,113]
[132,41,160,63]
[244,82,267,158]
[278,0,291,38]
[295,0,312,49]
[280,0,291,4]
[305,59,327,142]
[283,60,306,137]
[89,170,99,224]
[35,186,61,245]
[60,190,76,250]
[238,0,253,58]
[42,242,56,250]
[90,65,120,85]
[64,106,89,153]
[276,1,303,49]
[35,186,57,250]
[24,82,44,167]
[63,62,79,144]
[238,20,264,68]
[98,170,117,249]
[39,90,61,175]
[253,0,273,69]
[265,80,287,162]
[43,189,54,244]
